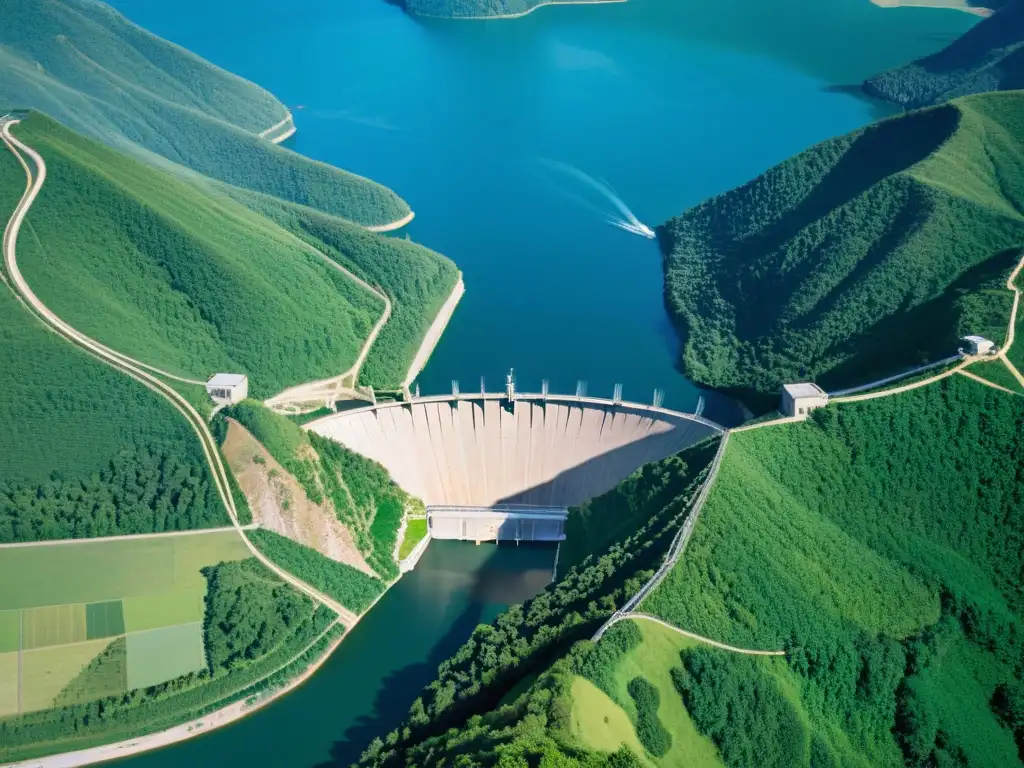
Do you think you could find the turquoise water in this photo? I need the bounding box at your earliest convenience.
[106,0,974,763]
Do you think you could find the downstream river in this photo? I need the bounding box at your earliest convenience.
[108,0,973,763]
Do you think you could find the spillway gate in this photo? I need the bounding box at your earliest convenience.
[427,504,567,543]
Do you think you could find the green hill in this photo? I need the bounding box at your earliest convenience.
[0,141,226,542]
[660,91,1024,407]
[357,370,1024,768]
[9,113,390,398]
[0,0,409,227]
[395,0,602,18]
[864,0,1024,109]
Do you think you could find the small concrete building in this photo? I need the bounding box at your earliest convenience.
[206,373,248,405]
[781,382,829,418]
[962,335,995,356]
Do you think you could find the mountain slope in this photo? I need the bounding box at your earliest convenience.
[660,91,1024,405]
[0,142,226,542]
[395,0,603,18]
[0,0,409,227]
[9,113,389,398]
[864,0,1024,108]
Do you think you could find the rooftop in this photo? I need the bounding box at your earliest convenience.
[207,373,247,388]
[963,335,991,344]
[783,382,828,399]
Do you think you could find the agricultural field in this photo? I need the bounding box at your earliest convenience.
[0,531,249,717]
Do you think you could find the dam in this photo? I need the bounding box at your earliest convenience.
[306,375,722,510]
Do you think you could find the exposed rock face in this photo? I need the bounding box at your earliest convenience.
[222,419,375,575]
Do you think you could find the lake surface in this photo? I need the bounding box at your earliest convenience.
[107,0,973,763]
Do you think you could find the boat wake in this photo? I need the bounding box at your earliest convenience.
[537,158,656,239]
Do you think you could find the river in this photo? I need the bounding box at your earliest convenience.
[105,0,973,764]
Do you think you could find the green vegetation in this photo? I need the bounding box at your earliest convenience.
[0,0,410,227]
[969,359,1024,391]
[11,114,383,396]
[226,401,413,579]
[0,555,336,763]
[396,0,597,17]
[641,375,1024,766]
[864,0,1024,108]
[247,529,385,614]
[231,189,460,388]
[398,519,428,560]
[358,441,717,765]
[660,91,1024,407]
[626,678,670,757]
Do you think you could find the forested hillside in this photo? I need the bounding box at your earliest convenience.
[222,402,410,583]
[0,138,225,543]
[660,91,1024,406]
[0,0,410,227]
[396,0,598,18]
[359,372,1024,767]
[864,0,1024,108]
[9,113,386,398]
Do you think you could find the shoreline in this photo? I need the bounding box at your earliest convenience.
[402,274,465,388]
[258,113,297,144]
[365,210,415,233]
[412,0,626,20]
[869,0,992,15]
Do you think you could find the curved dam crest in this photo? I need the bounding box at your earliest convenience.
[307,394,722,508]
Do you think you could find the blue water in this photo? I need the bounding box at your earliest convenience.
[105,0,974,763]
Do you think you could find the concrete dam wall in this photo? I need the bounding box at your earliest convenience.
[307,395,721,508]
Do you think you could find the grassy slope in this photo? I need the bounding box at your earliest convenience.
[225,188,460,388]
[661,91,1024,407]
[0,142,226,540]
[863,0,1024,108]
[643,375,1024,766]
[224,401,409,580]
[11,113,384,397]
[0,0,409,227]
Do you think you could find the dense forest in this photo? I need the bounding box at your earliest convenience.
[0,560,337,763]
[227,188,460,389]
[224,401,410,581]
[660,92,1024,407]
[10,114,385,397]
[0,0,410,227]
[0,147,226,542]
[358,439,718,765]
[864,0,1024,108]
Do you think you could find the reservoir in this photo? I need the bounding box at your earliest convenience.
[106,0,974,763]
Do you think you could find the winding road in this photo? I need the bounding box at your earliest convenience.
[1,118,357,626]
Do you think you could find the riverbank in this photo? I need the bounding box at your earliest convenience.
[403,274,465,388]
[364,210,415,233]
[259,113,297,144]
[870,0,992,16]
[410,0,626,20]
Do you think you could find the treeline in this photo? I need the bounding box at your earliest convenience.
[0,444,226,543]
[232,189,460,389]
[203,559,314,672]
[660,92,1024,406]
[0,564,335,763]
[358,440,717,765]
[247,529,385,614]
[225,401,410,580]
[863,0,1024,108]
[1,0,412,227]
[643,375,1024,766]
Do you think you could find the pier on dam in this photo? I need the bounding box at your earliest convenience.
[428,504,568,543]
[306,375,723,510]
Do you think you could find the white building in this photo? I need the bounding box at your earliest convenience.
[781,382,829,418]
[962,335,995,356]
[206,373,248,405]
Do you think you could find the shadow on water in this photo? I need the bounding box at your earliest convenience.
[315,544,555,767]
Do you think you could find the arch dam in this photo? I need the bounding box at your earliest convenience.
[305,385,722,542]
